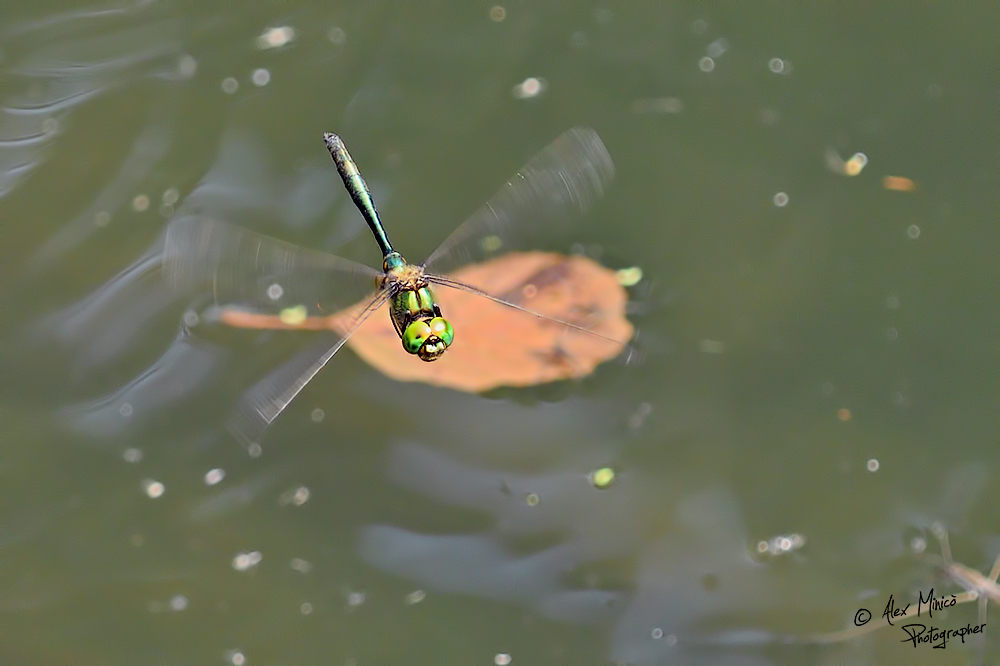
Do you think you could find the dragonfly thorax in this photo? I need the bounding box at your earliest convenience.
[385,273,454,362]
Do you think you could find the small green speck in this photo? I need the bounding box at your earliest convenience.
[590,467,616,488]
[279,305,308,325]
[615,266,643,287]
[481,235,503,253]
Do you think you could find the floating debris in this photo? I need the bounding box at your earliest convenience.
[257,26,295,50]
[615,266,643,287]
[825,149,868,176]
[588,467,616,489]
[883,175,915,192]
[512,77,546,99]
[756,533,806,556]
[204,468,225,485]
[218,251,633,393]
[232,551,263,571]
[142,479,164,498]
[279,305,308,325]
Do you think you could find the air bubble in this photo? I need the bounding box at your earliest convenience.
[251,68,271,87]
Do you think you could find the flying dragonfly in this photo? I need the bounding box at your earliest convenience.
[163,128,628,443]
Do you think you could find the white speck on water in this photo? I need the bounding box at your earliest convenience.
[300,602,313,614]
[221,77,239,94]
[251,68,271,86]
[698,56,715,72]
[162,187,179,205]
[143,479,165,498]
[310,408,325,423]
[247,443,262,458]
[768,58,785,73]
[867,458,880,472]
[94,211,111,227]
[907,224,921,239]
[494,654,512,666]
[405,589,426,605]
[773,192,789,207]
[182,310,200,327]
[41,117,59,134]
[266,283,284,300]
[257,26,295,50]
[232,551,262,572]
[290,558,312,573]
[123,447,142,463]
[132,195,149,212]
[652,627,664,639]
[512,77,546,99]
[204,468,225,485]
[225,650,246,666]
[170,594,188,611]
[347,591,366,607]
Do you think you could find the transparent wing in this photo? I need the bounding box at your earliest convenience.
[426,274,634,360]
[162,214,389,443]
[228,289,391,445]
[163,215,382,316]
[421,127,614,276]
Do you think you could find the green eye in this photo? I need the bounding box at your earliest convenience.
[402,320,432,354]
[428,317,454,347]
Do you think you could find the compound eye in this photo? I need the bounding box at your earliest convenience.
[402,320,432,355]
[427,317,454,348]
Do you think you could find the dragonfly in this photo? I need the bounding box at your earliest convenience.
[163,127,625,443]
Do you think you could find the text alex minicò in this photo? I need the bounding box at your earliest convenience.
[882,588,986,649]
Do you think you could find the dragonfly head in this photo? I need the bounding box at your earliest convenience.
[383,252,407,273]
[402,316,454,362]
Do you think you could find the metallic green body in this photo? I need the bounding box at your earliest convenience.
[324,140,454,361]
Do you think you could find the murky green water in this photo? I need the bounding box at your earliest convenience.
[1,3,998,664]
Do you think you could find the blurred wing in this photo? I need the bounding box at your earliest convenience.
[163,215,381,316]
[228,289,391,445]
[162,215,389,443]
[426,274,633,355]
[421,127,614,276]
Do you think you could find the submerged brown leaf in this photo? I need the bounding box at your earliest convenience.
[219,251,633,393]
